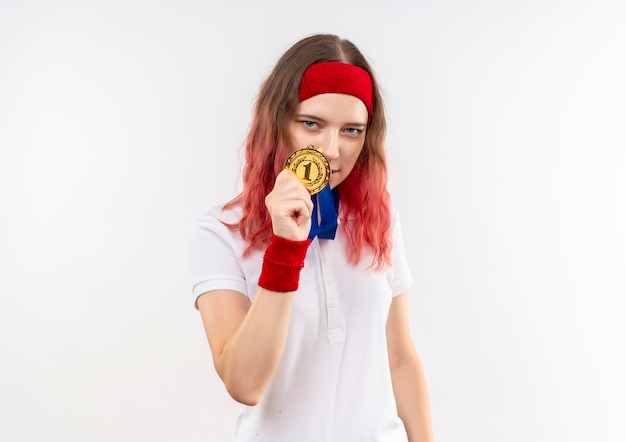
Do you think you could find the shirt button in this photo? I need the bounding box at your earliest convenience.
[329,299,336,309]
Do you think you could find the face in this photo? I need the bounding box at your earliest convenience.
[289,93,368,189]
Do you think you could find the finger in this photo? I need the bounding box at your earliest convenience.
[276,169,311,196]
[282,198,312,221]
[267,174,312,209]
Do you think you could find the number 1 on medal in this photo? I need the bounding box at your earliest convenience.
[302,162,312,181]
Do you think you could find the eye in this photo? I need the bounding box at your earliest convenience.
[344,127,363,136]
[303,120,318,129]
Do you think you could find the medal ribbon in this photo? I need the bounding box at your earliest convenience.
[308,185,340,240]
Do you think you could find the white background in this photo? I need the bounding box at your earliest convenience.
[1,1,625,441]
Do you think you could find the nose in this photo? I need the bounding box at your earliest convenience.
[321,132,339,160]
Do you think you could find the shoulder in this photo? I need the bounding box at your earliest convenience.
[196,203,242,230]
[193,203,247,256]
[191,203,249,302]
[387,200,408,235]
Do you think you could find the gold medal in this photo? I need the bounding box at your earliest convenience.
[284,145,331,195]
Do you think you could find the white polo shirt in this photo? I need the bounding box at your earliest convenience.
[192,204,413,441]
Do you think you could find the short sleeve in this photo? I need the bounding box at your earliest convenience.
[191,206,248,308]
[389,209,413,297]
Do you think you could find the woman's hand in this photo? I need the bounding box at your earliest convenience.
[265,170,313,241]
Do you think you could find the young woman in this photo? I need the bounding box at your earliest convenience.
[192,34,434,441]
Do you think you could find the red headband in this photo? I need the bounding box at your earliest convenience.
[299,62,374,118]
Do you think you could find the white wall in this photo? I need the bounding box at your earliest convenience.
[1,1,625,441]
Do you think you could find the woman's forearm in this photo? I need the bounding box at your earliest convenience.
[391,355,435,442]
[215,288,294,406]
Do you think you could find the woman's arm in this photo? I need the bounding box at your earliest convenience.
[197,287,293,406]
[386,293,435,442]
[197,170,313,406]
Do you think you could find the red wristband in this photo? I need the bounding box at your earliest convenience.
[258,234,312,292]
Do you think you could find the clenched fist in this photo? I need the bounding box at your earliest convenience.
[265,170,313,241]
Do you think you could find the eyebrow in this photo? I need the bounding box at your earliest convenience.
[295,114,367,128]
